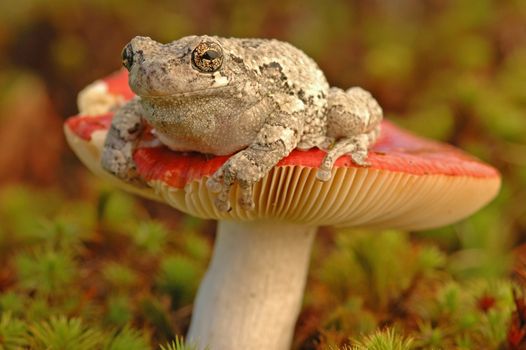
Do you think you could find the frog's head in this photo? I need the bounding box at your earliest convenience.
[122,35,233,99]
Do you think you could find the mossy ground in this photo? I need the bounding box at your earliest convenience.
[1,0,526,349]
[0,184,522,349]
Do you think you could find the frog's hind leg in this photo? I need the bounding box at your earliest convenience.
[317,86,382,181]
[317,128,379,181]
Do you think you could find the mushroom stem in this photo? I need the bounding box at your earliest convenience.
[187,220,316,350]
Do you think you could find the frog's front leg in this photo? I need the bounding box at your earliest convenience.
[101,97,146,185]
[317,87,383,181]
[207,113,301,212]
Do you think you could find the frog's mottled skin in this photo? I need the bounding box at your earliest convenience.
[102,35,383,211]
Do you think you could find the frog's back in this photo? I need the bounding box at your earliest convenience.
[216,37,329,142]
[221,38,329,94]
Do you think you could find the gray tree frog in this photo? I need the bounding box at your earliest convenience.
[101,35,383,211]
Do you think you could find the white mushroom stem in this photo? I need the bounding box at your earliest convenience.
[187,220,317,350]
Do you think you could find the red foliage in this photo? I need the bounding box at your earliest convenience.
[508,290,526,349]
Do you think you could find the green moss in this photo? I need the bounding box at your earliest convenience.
[1,0,525,348]
[156,255,201,306]
[159,336,200,350]
[27,316,104,350]
[132,222,169,255]
[105,296,134,328]
[0,313,28,350]
[15,248,76,295]
[350,328,414,350]
[104,326,150,350]
[102,263,140,290]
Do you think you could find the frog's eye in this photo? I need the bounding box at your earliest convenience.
[121,43,134,71]
[192,41,223,73]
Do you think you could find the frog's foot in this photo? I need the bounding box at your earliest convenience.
[207,152,259,211]
[206,167,232,212]
[238,180,255,211]
[101,144,146,187]
[317,134,370,182]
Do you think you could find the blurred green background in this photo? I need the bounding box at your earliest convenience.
[0,0,525,349]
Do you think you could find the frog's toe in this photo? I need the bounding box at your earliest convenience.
[317,168,332,182]
[207,167,225,193]
[208,162,238,211]
[214,197,231,212]
[214,185,232,212]
[102,147,143,184]
[317,151,337,181]
[239,197,255,211]
[206,177,223,194]
[102,149,124,175]
[350,150,370,167]
[238,180,255,210]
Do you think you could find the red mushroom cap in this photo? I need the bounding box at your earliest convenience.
[65,71,501,230]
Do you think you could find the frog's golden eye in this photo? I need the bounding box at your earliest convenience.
[121,43,134,71]
[192,41,223,73]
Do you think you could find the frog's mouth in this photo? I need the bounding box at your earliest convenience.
[131,69,233,98]
[134,84,234,99]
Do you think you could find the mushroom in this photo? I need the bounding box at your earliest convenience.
[65,70,501,350]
